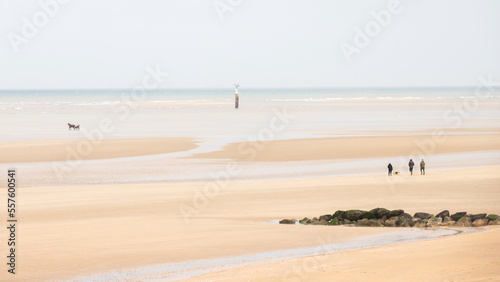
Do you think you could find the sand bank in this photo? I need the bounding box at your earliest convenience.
[189,227,500,282]
[2,166,499,281]
[0,137,197,163]
[193,134,500,161]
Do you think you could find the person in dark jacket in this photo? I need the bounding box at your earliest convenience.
[420,159,425,175]
[408,159,415,175]
[388,163,393,176]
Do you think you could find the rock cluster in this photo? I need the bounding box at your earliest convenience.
[280,208,500,228]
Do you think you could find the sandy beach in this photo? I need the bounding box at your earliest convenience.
[0,93,499,281]
[3,1,500,280]
[1,147,499,281]
[0,137,197,163]
[193,133,500,162]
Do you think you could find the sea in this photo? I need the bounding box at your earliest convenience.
[1,88,499,186]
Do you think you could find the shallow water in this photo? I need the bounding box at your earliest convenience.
[67,227,466,281]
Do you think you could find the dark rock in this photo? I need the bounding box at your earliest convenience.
[453,215,472,227]
[399,213,413,222]
[375,208,390,219]
[469,214,487,221]
[343,219,352,224]
[387,209,404,218]
[427,216,442,227]
[436,210,450,219]
[414,212,433,220]
[486,214,499,221]
[345,210,365,221]
[361,211,376,220]
[451,212,467,221]
[396,217,411,227]
[332,210,344,219]
[472,219,489,227]
[384,216,398,227]
[279,219,296,224]
[319,214,333,222]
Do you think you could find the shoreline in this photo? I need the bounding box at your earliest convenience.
[70,227,469,281]
[187,226,500,282]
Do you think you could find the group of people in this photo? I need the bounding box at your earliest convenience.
[387,159,425,176]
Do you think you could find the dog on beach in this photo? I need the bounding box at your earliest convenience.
[68,123,80,130]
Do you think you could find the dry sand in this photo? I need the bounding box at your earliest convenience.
[193,134,500,161]
[191,227,500,282]
[0,137,197,163]
[1,164,499,281]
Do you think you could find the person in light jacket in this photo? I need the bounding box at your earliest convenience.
[420,159,425,175]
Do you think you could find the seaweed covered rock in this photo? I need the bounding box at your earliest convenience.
[469,214,486,221]
[374,208,390,219]
[361,210,376,220]
[451,212,467,221]
[279,219,297,224]
[486,214,499,221]
[345,210,364,221]
[387,209,404,218]
[328,217,340,225]
[396,216,411,227]
[332,210,344,220]
[486,214,500,221]
[299,217,311,224]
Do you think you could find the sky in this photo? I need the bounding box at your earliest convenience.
[1,0,499,90]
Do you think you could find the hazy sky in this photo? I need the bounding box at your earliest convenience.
[1,0,499,89]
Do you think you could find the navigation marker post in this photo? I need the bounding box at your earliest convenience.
[234,83,239,109]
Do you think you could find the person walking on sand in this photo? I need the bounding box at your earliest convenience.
[388,163,393,176]
[420,159,425,175]
[408,159,415,175]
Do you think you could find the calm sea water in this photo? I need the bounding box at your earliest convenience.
[1,88,499,186]
[0,87,495,105]
[1,88,499,142]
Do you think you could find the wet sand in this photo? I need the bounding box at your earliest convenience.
[190,227,500,282]
[193,134,500,161]
[1,165,499,281]
[0,137,197,163]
